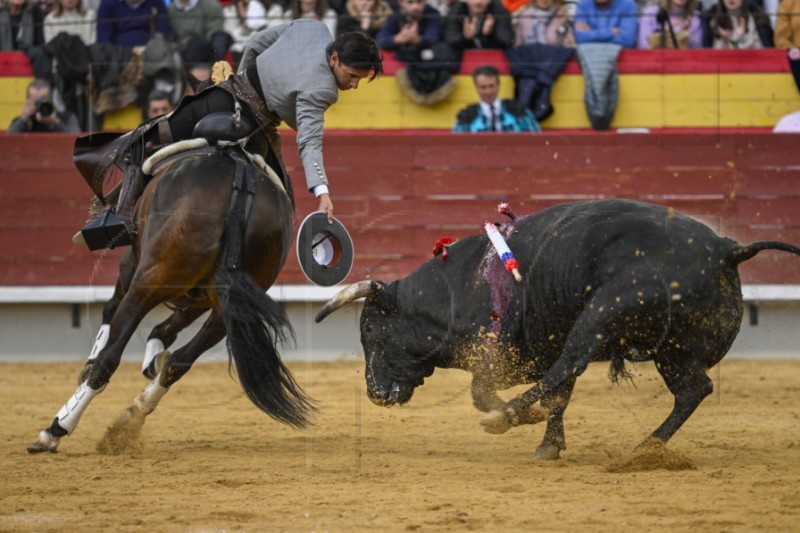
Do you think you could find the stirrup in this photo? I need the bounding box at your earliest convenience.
[78,210,136,250]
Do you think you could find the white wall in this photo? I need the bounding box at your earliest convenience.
[0,286,798,363]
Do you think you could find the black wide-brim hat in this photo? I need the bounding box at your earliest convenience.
[296,212,354,286]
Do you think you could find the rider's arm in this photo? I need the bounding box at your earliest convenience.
[295,87,338,194]
[237,24,287,73]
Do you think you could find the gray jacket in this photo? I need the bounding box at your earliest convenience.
[238,20,338,193]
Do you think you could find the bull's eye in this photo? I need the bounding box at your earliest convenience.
[364,322,374,335]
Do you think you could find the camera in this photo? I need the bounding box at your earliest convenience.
[35,98,55,117]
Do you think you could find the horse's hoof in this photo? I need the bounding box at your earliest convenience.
[480,409,513,434]
[27,430,59,454]
[142,350,170,380]
[534,444,562,461]
[77,362,93,385]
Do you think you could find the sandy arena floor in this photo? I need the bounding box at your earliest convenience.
[1,358,799,532]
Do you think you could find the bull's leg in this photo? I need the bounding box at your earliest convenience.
[141,306,208,379]
[28,287,162,454]
[471,374,505,413]
[646,355,713,445]
[96,310,226,454]
[482,303,614,435]
[534,376,576,461]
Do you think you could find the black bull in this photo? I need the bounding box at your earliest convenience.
[316,199,800,459]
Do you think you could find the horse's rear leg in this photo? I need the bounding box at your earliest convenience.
[141,306,208,380]
[28,287,162,454]
[96,311,226,455]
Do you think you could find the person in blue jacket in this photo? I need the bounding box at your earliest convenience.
[453,65,541,133]
[573,0,638,48]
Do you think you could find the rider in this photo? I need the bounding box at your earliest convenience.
[78,20,383,242]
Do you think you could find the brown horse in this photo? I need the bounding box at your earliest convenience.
[28,144,315,454]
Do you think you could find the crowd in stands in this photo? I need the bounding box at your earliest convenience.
[0,0,798,132]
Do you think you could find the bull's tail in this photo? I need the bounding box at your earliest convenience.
[729,241,800,266]
[216,268,316,428]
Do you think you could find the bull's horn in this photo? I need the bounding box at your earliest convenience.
[315,281,376,323]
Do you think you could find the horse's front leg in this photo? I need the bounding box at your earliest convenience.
[28,288,160,454]
[77,250,136,384]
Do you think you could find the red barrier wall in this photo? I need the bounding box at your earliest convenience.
[2,132,799,287]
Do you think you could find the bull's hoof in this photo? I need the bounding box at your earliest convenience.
[534,444,562,461]
[480,409,513,434]
[473,394,505,413]
[27,430,60,454]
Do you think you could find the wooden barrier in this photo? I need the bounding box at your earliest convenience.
[1,131,799,288]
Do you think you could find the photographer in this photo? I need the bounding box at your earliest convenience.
[7,79,81,134]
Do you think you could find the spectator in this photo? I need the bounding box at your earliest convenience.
[427,0,457,15]
[376,0,442,58]
[223,0,284,52]
[773,108,800,131]
[775,0,799,47]
[377,0,455,104]
[514,0,575,47]
[573,0,638,48]
[7,78,81,132]
[44,0,95,43]
[142,89,173,120]
[337,0,392,38]
[707,0,773,48]
[0,0,45,50]
[454,65,541,131]
[638,0,702,48]
[169,0,233,65]
[96,0,170,46]
[284,0,338,36]
[444,0,514,50]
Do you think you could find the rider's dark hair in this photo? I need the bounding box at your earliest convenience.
[326,32,384,81]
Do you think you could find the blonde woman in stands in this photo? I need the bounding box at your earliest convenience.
[223,0,284,52]
[637,0,702,48]
[336,0,392,38]
[43,0,95,44]
[708,0,773,48]
[284,0,338,36]
[775,0,800,47]
[514,0,575,47]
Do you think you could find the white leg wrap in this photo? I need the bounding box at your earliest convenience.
[56,381,102,435]
[142,338,165,373]
[88,324,111,360]
[133,380,169,415]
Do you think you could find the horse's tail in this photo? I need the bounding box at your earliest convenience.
[216,268,316,428]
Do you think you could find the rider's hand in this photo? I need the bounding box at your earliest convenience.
[317,193,334,224]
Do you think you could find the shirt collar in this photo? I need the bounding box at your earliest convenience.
[478,99,500,117]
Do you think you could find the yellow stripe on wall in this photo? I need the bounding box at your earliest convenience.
[1,72,797,132]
